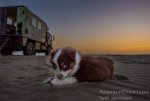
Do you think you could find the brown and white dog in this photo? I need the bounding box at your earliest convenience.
[44,47,114,85]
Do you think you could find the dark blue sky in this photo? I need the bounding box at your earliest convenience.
[1,0,150,54]
[1,0,149,34]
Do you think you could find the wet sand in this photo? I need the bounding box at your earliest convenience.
[0,56,150,101]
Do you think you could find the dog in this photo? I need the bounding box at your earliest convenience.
[44,47,114,85]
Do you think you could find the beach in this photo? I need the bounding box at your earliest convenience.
[0,55,150,101]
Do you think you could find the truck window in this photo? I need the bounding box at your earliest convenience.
[37,21,41,30]
[7,18,13,25]
[32,17,37,27]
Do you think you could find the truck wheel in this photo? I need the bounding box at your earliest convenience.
[45,46,51,55]
[1,48,13,55]
[23,42,35,55]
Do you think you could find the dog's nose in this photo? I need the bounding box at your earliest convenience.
[57,74,63,80]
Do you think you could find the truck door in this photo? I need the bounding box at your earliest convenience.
[0,8,7,35]
[16,6,27,34]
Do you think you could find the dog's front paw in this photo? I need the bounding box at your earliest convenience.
[50,78,61,86]
[43,77,54,85]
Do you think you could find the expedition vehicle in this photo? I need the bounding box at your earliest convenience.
[0,5,54,55]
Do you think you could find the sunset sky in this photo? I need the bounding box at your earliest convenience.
[1,0,150,54]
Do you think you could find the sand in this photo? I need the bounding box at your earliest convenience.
[0,55,150,101]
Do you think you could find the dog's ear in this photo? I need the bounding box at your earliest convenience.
[66,48,76,61]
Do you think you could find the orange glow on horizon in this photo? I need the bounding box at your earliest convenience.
[53,31,150,54]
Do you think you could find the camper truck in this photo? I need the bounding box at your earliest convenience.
[0,5,54,55]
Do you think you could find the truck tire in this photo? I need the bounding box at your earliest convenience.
[23,42,35,55]
[45,46,51,55]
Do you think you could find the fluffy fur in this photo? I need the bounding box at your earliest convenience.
[44,47,114,85]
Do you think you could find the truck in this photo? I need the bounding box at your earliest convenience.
[0,5,54,55]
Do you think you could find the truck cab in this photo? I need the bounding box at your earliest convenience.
[0,5,54,55]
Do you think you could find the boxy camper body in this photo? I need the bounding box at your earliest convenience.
[0,5,54,55]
